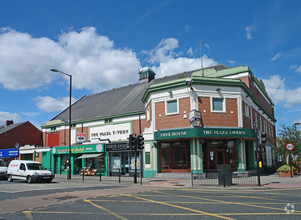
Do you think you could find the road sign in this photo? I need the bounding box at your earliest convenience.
[286,143,294,151]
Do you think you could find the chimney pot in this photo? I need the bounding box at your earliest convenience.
[6,120,14,126]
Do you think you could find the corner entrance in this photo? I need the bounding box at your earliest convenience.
[160,141,190,172]
[204,140,236,171]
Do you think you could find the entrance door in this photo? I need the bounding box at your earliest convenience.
[121,153,129,175]
[205,140,235,171]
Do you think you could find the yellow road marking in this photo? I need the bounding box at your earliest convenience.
[88,199,301,206]
[180,187,301,192]
[20,210,301,216]
[84,199,128,220]
[154,191,301,214]
[22,211,33,220]
[125,194,235,220]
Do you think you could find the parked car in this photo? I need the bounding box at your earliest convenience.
[7,160,54,183]
[0,159,8,180]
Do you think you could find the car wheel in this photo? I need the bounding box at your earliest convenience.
[7,175,13,182]
[27,176,32,183]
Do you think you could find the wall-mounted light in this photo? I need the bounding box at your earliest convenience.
[168,91,173,97]
[216,88,221,92]
[186,79,194,91]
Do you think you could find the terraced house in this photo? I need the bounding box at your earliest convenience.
[42,65,276,178]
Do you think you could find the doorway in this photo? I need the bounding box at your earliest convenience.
[205,140,236,171]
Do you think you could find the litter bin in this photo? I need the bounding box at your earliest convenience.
[218,164,232,186]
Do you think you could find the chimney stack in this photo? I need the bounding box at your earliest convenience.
[5,120,14,126]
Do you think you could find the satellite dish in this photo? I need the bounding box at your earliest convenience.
[14,142,20,148]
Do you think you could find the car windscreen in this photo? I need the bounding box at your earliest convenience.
[27,163,45,170]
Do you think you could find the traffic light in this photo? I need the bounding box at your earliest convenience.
[128,134,137,151]
[137,134,144,150]
[261,131,267,144]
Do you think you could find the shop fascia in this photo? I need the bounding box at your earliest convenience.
[154,127,255,140]
[51,143,104,155]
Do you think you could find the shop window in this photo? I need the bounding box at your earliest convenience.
[61,155,69,171]
[145,152,150,164]
[211,98,225,112]
[166,99,178,115]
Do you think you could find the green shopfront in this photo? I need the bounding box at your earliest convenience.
[50,144,107,176]
[154,127,256,174]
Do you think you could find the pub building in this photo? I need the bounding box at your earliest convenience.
[42,65,276,177]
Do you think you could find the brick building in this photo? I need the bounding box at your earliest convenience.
[0,120,42,162]
[0,120,41,149]
[42,65,276,177]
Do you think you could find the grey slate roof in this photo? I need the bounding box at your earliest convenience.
[0,122,26,135]
[51,65,230,124]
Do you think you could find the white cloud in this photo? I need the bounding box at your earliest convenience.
[271,52,281,61]
[0,111,21,124]
[204,43,210,50]
[34,96,77,113]
[227,60,236,65]
[0,27,141,92]
[187,47,193,56]
[0,28,219,95]
[151,55,218,78]
[144,38,218,77]
[262,75,301,107]
[145,38,179,64]
[290,64,301,73]
[245,26,254,40]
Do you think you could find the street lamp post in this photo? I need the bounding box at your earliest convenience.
[293,122,300,131]
[50,68,72,180]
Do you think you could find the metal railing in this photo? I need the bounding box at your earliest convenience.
[192,170,260,187]
[80,169,142,184]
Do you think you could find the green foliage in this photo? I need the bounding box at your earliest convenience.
[277,165,296,172]
[273,124,301,158]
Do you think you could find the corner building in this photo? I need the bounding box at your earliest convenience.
[42,65,276,178]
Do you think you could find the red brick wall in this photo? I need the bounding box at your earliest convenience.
[238,75,274,119]
[238,76,250,87]
[199,97,238,127]
[132,118,147,135]
[155,97,191,130]
[0,122,41,149]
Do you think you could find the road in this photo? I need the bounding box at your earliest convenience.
[1,179,301,220]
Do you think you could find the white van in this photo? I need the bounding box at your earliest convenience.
[0,159,8,180]
[7,160,54,183]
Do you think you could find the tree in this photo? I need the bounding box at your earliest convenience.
[274,124,301,161]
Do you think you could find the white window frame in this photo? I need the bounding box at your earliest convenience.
[211,97,226,113]
[165,99,179,115]
[245,103,250,118]
[146,105,150,122]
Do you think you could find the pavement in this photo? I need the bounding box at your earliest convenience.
[0,172,300,216]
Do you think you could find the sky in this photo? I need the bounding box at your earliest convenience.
[0,0,300,133]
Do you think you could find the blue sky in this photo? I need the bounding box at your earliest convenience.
[0,0,300,132]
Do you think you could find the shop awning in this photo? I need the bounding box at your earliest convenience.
[76,153,103,159]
